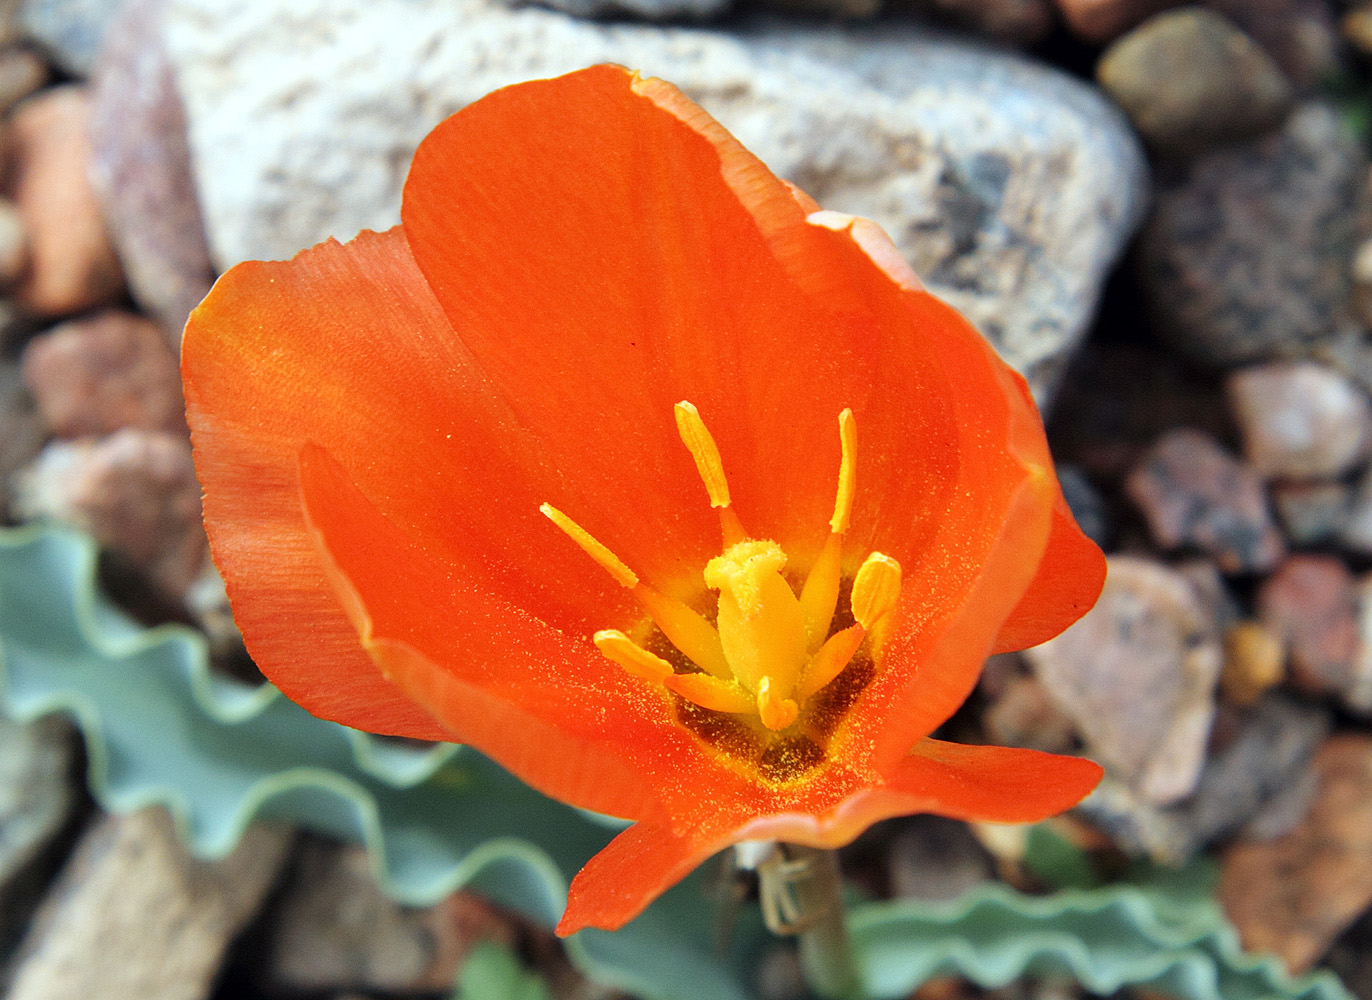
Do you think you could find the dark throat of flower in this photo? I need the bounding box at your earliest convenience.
[542,401,901,786]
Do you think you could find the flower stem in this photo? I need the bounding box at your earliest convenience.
[754,844,861,1000]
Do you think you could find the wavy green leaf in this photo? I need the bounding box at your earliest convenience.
[0,524,1355,1000]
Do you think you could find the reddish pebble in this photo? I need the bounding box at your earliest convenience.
[6,86,125,317]
[1259,555,1359,702]
[22,311,186,438]
[1126,428,1285,574]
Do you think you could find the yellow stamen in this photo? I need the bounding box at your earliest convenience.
[540,504,638,588]
[851,553,901,629]
[593,630,674,683]
[665,672,755,714]
[634,584,732,680]
[675,401,731,509]
[757,677,799,731]
[794,624,866,702]
[830,408,856,534]
[799,411,857,650]
[705,540,809,699]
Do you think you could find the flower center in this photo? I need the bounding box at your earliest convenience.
[541,402,901,739]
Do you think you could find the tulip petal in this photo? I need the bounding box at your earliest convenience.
[992,486,1107,654]
[558,816,725,935]
[296,439,696,821]
[876,738,1104,823]
[184,226,652,738]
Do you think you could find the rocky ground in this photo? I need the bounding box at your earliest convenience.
[4,0,1372,998]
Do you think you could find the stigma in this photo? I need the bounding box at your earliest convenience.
[542,402,901,734]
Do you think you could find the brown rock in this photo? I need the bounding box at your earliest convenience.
[1208,0,1339,92]
[0,357,44,517]
[1097,10,1293,158]
[11,430,206,597]
[1228,362,1372,480]
[1220,734,1372,974]
[983,673,1078,754]
[7,86,125,317]
[1053,0,1179,41]
[21,311,186,437]
[1139,103,1364,369]
[89,0,216,342]
[1259,555,1360,703]
[1024,556,1221,805]
[1272,480,1350,546]
[266,840,512,994]
[904,0,1056,42]
[0,48,49,116]
[1220,621,1285,706]
[0,198,29,287]
[7,808,291,1000]
[1125,429,1286,574]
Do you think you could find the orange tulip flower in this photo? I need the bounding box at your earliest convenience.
[183,65,1105,936]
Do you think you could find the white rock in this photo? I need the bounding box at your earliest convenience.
[1227,361,1372,480]
[161,0,1147,396]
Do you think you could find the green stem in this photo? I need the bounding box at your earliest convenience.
[755,844,861,1000]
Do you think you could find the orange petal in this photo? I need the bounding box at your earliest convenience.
[297,440,696,821]
[183,226,645,737]
[992,485,1107,654]
[559,817,728,935]
[875,738,1103,823]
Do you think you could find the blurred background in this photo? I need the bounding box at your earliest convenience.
[2,0,1372,998]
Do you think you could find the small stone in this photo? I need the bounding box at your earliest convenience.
[1350,575,1372,713]
[1140,103,1365,369]
[20,0,127,77]
[7,808,291,1000]
[905,0,1056,43]
[1097,10,1293,158]
[1125,429,1286,574]
[1220,734,1372,974]
[1052,0,1179,41]
[1348,8,1372,56]
[265,840,509,994]
[888,816,992,902]
[11,430,206,598]
[1024,556,1222,806]
[86,0,233,340]
[1258,555,1360,703]
[0,358,45,517]
[0,200,31,288]
[1272,480,1350,546]
[1352,237,1372,329]
[6,86,125,317]
[1227,362,1372,480]
[21,311,186,437]
[1056,464,1111,548]
[1221,621,1285,706]
[0,716,77,948]
[983,673,1078,755]
[1207,0,1339,93]
[0,48,50,114]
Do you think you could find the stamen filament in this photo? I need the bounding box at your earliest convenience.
[593,630,674,683]
[851,553,901,629]
[634,584,733,680]
[799,533,843,652]
[675,401,731,508]
[830,409,856,534]
[794,624,866,702]
[665,672,755,714]
[540,504,638,588]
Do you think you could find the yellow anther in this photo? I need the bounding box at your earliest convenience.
[634,585,732,680]
[593,630,674,684]
[757,676,799,731]
[706,540,809,696]
[794,624,866,702]
[540,504,638,588]
[830,408,856,534]
[665,672,755,715]
[675,401,731,509]
[851,553,902,629]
